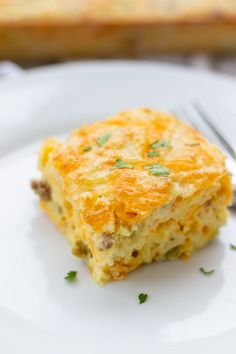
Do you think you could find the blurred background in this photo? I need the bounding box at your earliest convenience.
[1,0,236,75]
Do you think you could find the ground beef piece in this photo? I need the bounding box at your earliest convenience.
[31,179,51,201]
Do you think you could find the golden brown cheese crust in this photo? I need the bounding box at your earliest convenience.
[40,108,228,232]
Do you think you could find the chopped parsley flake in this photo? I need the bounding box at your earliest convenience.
[97,133,111,147]
[150,140,172,149]
[138,293,148,304]
[230,244,236,251]
[57,205,63,214]
[145,163,170,176]
[112,159,133,169]
[199,267,215,276]
[185,143,200,147]
[148,150,160,157]
[64,271,77,282]
[83,146,92,152]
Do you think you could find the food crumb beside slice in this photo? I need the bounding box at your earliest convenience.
[199,267,215,276]
[230,244,236,251]
[31,108,233,285]
[138,293,148,304]
[64,270,77,282]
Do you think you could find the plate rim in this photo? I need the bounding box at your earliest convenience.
[1,60,236,91]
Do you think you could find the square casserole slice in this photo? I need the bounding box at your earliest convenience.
[32,109,232,284]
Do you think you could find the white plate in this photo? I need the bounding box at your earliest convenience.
[0,61,236,354]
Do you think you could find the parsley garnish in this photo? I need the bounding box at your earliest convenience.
[145,163,170,176]
[150,140,172,149]
[199,267,215,276]
[138,293,148,304]
[57,205,63,214]
[148,150,160,157]
[97,133,111,147]
[230,244,236,251]
[83,146,92,152]
[185,143,200,147]
[64,271,77,282]
[112,159,133,169]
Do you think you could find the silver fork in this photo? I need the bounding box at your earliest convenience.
[172,102,236,207]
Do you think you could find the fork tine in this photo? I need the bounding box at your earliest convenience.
[172,105,231,158]
[192,102,236,160]
[171,104,236,207]
[171,108,198,130]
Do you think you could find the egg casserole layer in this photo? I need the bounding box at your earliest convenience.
[32,108,232,284]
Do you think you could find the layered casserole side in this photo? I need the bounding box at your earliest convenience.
[1,0,236,61]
